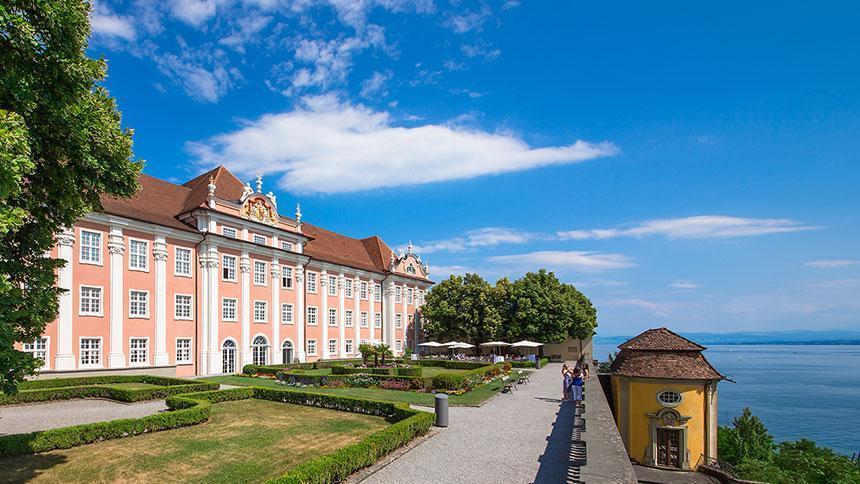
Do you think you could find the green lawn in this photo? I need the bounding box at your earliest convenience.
[203,374,511,407]
[0,399,387,483]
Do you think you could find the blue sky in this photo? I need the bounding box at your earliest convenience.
[88,1,860,335]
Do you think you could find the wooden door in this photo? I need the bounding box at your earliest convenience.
[656,428,681,468]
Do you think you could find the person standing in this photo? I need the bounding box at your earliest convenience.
[571,367,584,404]
[562,364,572,401]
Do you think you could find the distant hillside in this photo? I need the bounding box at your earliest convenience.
[595,330,860,346]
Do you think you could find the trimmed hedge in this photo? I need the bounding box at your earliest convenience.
[330,366,394,376]
[509,357,550,368]
[0,392,212,458]
[1,376,219,406]
[394,367,422,377]
[243,359,370,376]
[276,371,432,390]
[414,360,489,370]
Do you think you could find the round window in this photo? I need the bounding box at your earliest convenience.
[657,390,682,407]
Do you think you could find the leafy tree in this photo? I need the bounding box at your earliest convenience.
[506,269,597,344]
[375,343,393,366]
[1,1,141,394]
[422,273,503,354]
[358,342,375,366]
[719,407,775,465]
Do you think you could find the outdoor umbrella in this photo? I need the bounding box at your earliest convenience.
[417,341,444,355]
[511,340,544,358]
[480,341,512,356]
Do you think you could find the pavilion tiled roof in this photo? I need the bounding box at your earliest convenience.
[610,327,723,381]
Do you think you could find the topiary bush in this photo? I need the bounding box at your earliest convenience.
[395,367,422,377]
[431,373,466,391]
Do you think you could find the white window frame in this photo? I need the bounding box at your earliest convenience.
[281,266,293,289]
[395,340,402,353]
[345,310,354,327]
[78,285,103,317]
[174,247,192,277]
[222,297,238,322]
[395,313,402,329]
[252,335,270,365]
[79,229,103,265]
[128,238,149,272]
[328,339,337,355]
[407,288,413,304]
[253,234,267,245]
[307,339,317,356]
[360,281,368,300]
[374,313,382,328]
[129,337,149,366]
[281,303,294,324]
[374,284,382,302]
[253,260,267,286]
[657,390,683,407]
[345,339,354,354]
[128,289,150,319]
[174,294,193,320]
[280,240,292,251]
[79,337,103,368]
[306,271,317,293]
[253,300,268,323]
[222,255,237,282]
[23,337,49,369]
[360,311,368,328]
[395,286,402,303]
[328,275,337,296]
[328,308,337,326]
[344,279,353,298]
[307,306,318,326]
[175,338,192,364]
[221,226,238,238]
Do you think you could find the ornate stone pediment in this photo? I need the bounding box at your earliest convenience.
[241,195,278,227]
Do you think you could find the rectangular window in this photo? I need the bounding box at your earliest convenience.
[174,294,192,320]
[254,301,268,322]
[345,310,354,327]
[407,288,413,304]
[395,313,402,329]
[175,247,192,276]
[79,286,102,316]
[360,312,368,328]
[307,306,318,326]
[281,266,293,289]
[360,281,368,300]
[281,303,294,324]
[344,279,353,298]
[176,338,192,364]
[80,230,102,264]
[306,272,317,293]
[222,255,237,281]
[23,338,48,364]
[129,338,148,365]
[222,226,237,238]
[345,339,354,354]
[395,340,403,353]
[374,284,382,302]
[79,338,101,366]
[374,313,382,328]
[328,275,337,296]
[328,308,337,326]
[129,290,149,318]
[222,298,237,321]
[395,286,402,303]
[280,240,292,251]
[254,260,267,285]
[129,239,148,270]
[328,339,337,355]
[307,339,317,356]
[253,234,266,245]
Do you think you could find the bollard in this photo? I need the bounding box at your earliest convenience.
[535,358,542,370]
[435,393,449,427]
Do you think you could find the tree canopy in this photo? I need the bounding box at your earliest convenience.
[421,270,597,348]
[1,1,141,393]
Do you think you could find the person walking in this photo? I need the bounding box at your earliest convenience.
[561,364,572,401]
[571,367,584,405]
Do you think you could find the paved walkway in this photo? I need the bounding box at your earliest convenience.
[0,399,167,436]
[362,363,587,484]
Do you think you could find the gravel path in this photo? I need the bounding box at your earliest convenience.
[361,363,575,484]
[0,399,168,436]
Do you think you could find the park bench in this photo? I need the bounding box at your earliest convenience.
[500,375,517,393]
[516,370,529,384]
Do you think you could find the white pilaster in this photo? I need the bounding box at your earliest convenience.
[354,277,361,343]
[338,274,346,357]
[320,270,329,359]
[271,260,281,364]
[206,244,220,374]
[295,266,306,362]
[383,279,396,347]
[153,235,169,366]
[54,228,76,370]
[107,227,126,368]
[368,280,375,344]
[198,253,211,374]
[400,284,408,355]
[240,252,251,366]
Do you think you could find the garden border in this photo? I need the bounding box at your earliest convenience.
[0,375,219,405]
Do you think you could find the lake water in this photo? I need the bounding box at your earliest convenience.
[593,344,860,456]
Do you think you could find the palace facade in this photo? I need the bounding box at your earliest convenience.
[23,166,432,377]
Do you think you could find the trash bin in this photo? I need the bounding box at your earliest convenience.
[435,393,449,427]
[535,359,542,369]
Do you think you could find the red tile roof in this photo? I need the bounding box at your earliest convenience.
[618,327,706,351]
[99,174,196,232]
[181,166,247,213]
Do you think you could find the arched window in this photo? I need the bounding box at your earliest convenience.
[222,339,237,374]
[282,340,294,365]
[252,335,269,366]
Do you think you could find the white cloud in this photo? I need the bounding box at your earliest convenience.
[427,264,474,277]
[413,227,537,254]
[558,215,819,240]
[218,14,272,53]
[90,4,136,41]
[573,280,629,288]
[669,280,700,289]
[602,297,672,316]
[444,5,492,33]
[154,49,242,103]
[170,0,220,26]
[487,250,634,272]
[360,70,393,98]
[187,95,618,193]
[804,259,860,269]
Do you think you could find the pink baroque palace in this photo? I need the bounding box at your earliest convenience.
[21,166,432,377]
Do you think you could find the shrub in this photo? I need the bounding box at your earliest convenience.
[432,373,466,391]
[395,367,422,377]
[0,376,219,406]
[379,379,411,391]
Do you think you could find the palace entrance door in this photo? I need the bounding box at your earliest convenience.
[656,428,681,468]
